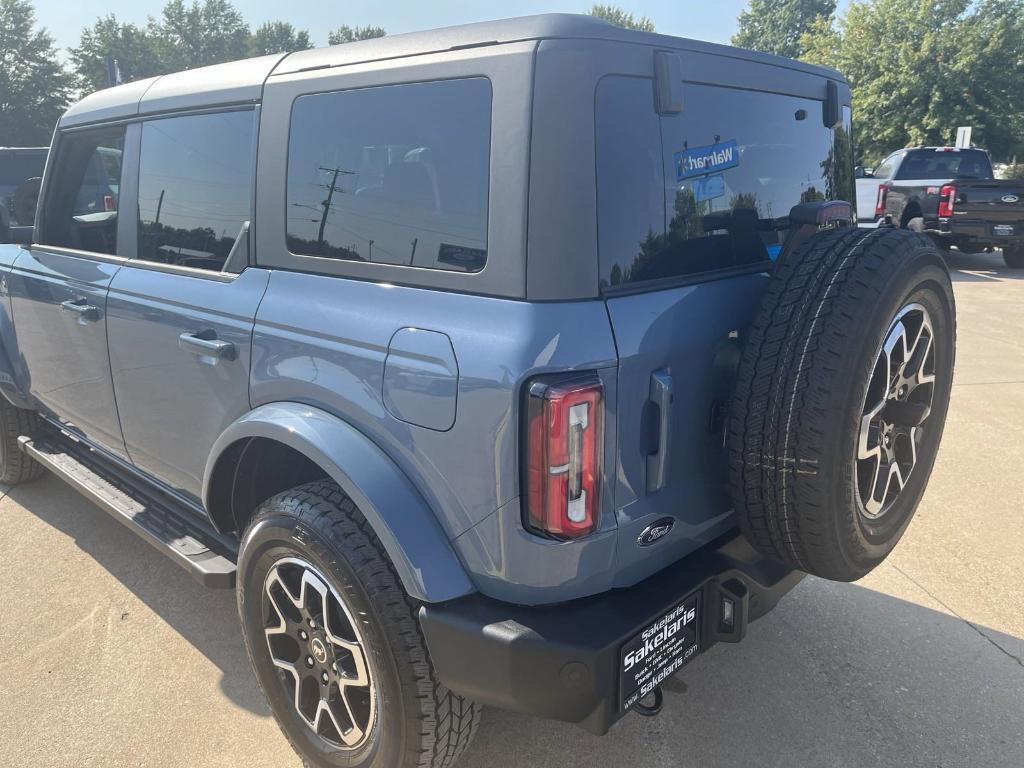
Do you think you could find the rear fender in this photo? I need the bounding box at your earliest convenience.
[204,402,475,603]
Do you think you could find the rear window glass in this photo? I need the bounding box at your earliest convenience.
[597,79,853,290]
[286,78,491,273]
[895,148,993,180]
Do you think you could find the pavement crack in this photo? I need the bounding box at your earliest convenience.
[889,562,1024,670]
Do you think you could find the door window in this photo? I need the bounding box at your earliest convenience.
[286,78,491,272]
[137,110,255,271]
[37,127,125,255]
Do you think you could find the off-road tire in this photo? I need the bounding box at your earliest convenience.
[728,228,955,581]
[237,479,480,768]
[0,400,44,485]
[1003,246,1024,269]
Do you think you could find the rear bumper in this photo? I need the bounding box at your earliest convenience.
[937,217,1024,247]
[419,531,803,734]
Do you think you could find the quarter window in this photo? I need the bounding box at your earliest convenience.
[137,110,255,271]
[37,126,125,255]
[286,78,491,273]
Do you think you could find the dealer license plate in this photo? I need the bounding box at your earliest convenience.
[993,224,1015,236]
[619,592,701,712]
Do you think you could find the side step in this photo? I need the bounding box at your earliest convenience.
[19,434,237,588]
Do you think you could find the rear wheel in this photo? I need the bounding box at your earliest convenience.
[0,400,44,485]
[728,228,955,581]
[237,480,479,768]
[1003,246,1024,269]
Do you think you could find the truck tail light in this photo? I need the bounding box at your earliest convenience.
[103,194,116,212]
[938,184,956,218]
[524,376,603,539]
[875,183,890,218]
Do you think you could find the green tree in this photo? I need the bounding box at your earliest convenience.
[801,0,1024,163]
[148,0,251,71]
[70,16,163,92]
[250,21,311,56]
[327,25,385,45]
[587,4,655,32]
[732,0,836,58]
[0,0,71,145]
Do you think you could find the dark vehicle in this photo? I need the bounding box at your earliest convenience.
[873,146,1024,268]
[0,16,955,768]
[0,147,47,236]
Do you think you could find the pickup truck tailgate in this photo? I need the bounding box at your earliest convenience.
[951,182,1024,238]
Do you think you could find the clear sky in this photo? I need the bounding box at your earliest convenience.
[34,0,763,52]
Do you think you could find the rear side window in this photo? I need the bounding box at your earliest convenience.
[895,148,993,180]
[37,126,125,255]
[286,78,491,272]
[137,110,255,271]
[597,78,849,290]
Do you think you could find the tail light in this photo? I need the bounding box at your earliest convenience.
[875,183,890,218]
[524,375,603,539]
[103,194,116,212]
[938,184,956,218]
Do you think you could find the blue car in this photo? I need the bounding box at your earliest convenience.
[0,15,954,768]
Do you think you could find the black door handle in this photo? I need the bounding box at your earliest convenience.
[60,298,100,322]
[646,369,673,494]
[178,330,236,361]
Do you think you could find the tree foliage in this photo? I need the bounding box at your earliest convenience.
[69,16,162,93]
[587,4,655,32]
[0,0,72,145]
[250,21,312,56]
[800,0,1024,163]
[147,0,250,72]
[327,25,386,45]
[732,0,836,58]
[65,0,385,97]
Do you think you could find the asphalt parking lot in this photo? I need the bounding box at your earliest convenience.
[0,250,1021,768]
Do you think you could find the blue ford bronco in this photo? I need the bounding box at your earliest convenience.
[0,15,954,768]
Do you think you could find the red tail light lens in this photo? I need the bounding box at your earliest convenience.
[103,194,116,212]
[938,184,956,218]
[525,376,603,539]
[875,183,890,218]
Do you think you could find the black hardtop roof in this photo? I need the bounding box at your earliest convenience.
[60,13,846,127]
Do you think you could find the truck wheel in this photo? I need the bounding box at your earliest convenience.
[728,228,955,581]
[0,400,44,485]
[1004,247,1024,269]
[237,479,480,768]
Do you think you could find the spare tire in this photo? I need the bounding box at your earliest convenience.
[728,227,955,581]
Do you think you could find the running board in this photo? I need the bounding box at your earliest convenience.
[18,434,237,588]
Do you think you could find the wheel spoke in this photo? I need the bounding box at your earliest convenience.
[261,557,375,751]
[856,304,937,519]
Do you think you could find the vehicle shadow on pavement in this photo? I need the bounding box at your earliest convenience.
[10,477,1024,768]
[6,475,271,716]
[945,249,1024,282]
[460,575,1024,768]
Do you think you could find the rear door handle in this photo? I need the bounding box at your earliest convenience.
[646,369,673,494]
[60,298,100,322]
[178,330,236,362]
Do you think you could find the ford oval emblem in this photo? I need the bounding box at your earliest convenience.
[637,517,675,547]
[1001,194,1020,204]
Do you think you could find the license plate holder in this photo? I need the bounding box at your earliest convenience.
[993,224,1015,237]
[619,591,701,712]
